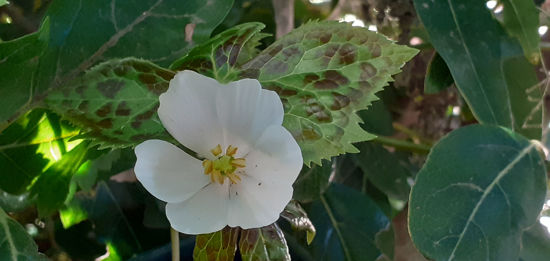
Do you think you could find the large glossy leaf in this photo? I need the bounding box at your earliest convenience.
[0,207,48,261]
[309,184,390,261]
[501,0,540,63]
[413,0,542,139]
[193,227,240,261]
[239,224,291,261]
[409,125,547,261]
[0,19,48,130]
[2,0,233,131]
[45,58,174,148]
[242,21,418,165]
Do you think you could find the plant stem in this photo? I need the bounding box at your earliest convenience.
[170,227,180,261]
[373,136,431,154]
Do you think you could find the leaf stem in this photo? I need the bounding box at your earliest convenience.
[373,136,431,154]
[171,227,180,261]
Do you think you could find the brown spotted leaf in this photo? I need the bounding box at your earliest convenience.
[242,21,418,166]
[239,224,291,261]
[280,200,316,245]
[170,22,269,83]
[193,227,240,261]
[44,58,174,148]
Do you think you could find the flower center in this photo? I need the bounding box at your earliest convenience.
[202,144,246,184]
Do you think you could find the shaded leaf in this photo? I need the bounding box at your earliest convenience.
[280,200,316,245]
[520,222,550,261]
[309,183,390,261]
[292,159,333,202]
[45,58,174,148]
[501,0,540,63]
[374,224,394,261]
[242,21,418,165]
[193,226,240,261]
[413,0,542,139]
[424,52,453,94]
[358,99,394,136]
[239,224,291,261]
[409,125,547,261]
[0,207,48,261]
[0,190,32,213]
[171,22,269,82]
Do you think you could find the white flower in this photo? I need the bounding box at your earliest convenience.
[134,70,303,235]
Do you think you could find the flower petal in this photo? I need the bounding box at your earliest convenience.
[135,139,209,203]
[158,70,223,157]
[227,175,293,229]
[244,125,303,187]
[216,79,284,156]
[166,183,229,234]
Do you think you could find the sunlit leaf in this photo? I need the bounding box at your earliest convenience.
[409,125,546,260]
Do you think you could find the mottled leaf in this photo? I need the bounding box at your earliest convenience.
[45,58,174,148]
[292,159,333,202]
[413,0,542,139]
[242,21,418,165]
[409,125,547,261]
[193,227,240,261]
[309,184,390,261]
[280,200,316,245]
[0,19,48,130]
[501,0,540,63]
[171,22,269,83]
[0,207,48,261]
[424,52,453,94]
[0,110,80,194]
[30,141,89,216]
[239,224,291,261]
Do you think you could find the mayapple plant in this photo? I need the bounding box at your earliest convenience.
[1,0,549,260]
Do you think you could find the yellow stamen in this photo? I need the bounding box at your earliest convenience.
[202,144,246,185]
[210,144,222,157]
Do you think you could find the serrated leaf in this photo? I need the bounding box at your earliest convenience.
[424,52,453,94]
[0,110,80,194]
[193,227,240,261]
[413,0,542,139]
[239,224,291,261]
[501,0,540,64]
[170,22,268,83]
[30,141,89,216]
[2,0,233,131]
[280,200,316,245]
[292,159,333,202]
[0,207,48,261]
[241,21,418,165]
[45,58,174,147]
[409,125,547,261]
[0,19,49,130]
[310,183,390,261]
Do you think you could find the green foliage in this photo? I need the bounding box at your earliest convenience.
[409,125,547,260]
[413,0,542,139]
[281,200,316,245]
[239,224,291,261]
[0,207,48,261]
[424,52,453,94]
[309,184,390,261]
[0,0,7,7]
[242,21,418,165]
[292,159,333,202]
[520,223,550,260]
[501,0,540,63]
[193,227,240,261]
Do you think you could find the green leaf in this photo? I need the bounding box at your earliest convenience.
[0,0,8,7]
[424,52,453,94]
[2,0,233,131]
[0,19,49,130]
[45,58,174,148]
[519,222,550,261]
[358,99,394,136]
[242,21,418,165]
[352,142,412,201]
[0,190,32,213]
[280,200,316,245]
[292,159,333,202]
[239,224,291,261]
[0,207,48,261]
[409,125,547,261]
[310,183,390,261]
[413,0,542,139]
[30,141,89,216]
[501,0,540,63]
[0,110,80,194]
[170,22,269,83]
[193,227,240,261]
